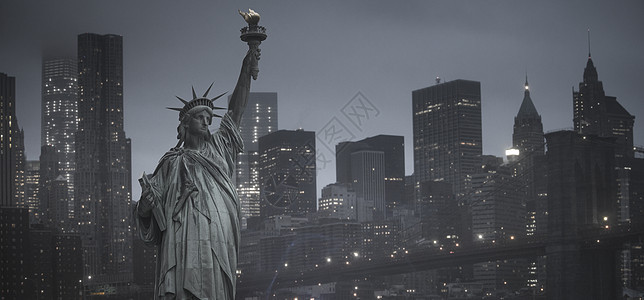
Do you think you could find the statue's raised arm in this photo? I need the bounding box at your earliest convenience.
[134,9,267,300]
[230,8,266,126]
[228,48,259,126]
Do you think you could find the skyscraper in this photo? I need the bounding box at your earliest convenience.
[24,160,40,223]
[75,33,133,284]
[336,135,405,216]
[236,92,277,228]
[41,58,78,209]
[511,77,546,236]
[471,158,526,293]
[258,129,316,221]
[350,150,385,221]
[1,73,25,208]
[513,77,544,157]
[573,53,634,159]
[412,79,482,197]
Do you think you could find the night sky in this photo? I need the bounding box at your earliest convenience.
[2,1,643,200]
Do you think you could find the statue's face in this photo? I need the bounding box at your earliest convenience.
[187,110,212,137]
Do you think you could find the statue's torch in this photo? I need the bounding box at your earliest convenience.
[239,9,266,80]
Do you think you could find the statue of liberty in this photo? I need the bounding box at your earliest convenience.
[134,9,265,299]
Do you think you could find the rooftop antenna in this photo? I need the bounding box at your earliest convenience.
[435,76,441,85]
[587,28,591,58]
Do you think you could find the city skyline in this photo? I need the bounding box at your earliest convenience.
[1,1,643,200]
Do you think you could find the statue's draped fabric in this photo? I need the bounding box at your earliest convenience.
[135,113,243,299]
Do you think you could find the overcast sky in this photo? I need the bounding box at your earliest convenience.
[2,0,643,200]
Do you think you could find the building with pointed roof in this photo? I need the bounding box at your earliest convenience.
[573,54,634,159]
[513,77,544,157]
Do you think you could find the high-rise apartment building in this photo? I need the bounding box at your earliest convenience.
[336,135,405,216]
[42,58,78,208]
[236,92,277,228]
[258,129,316,221]
[75,33,133,285]
[412,79,482,196]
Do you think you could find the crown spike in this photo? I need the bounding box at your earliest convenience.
[211,91,228,102]
[203,82,214,98]
[192,86,197,99]
[166,107,183,112]
[175,96,189,105]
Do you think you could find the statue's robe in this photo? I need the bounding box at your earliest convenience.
[135,113,243,300]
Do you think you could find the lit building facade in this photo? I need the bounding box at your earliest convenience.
[351,150,385,221]
[470,159,526,293]
[412,79,482,197]
[236,92,277,228]
[42,58,78,207]
[258,129,316,221]
[24,160,40,223]
[0,72,25,208]
[0,207,31,298]
[336,135,405,217]
[573,54,634,159]
[75,33,133,286]
[318,183,357,220]
[511,77,546,236]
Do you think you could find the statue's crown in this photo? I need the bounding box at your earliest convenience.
[167,83,227,120]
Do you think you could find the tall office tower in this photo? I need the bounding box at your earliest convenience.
[14,125,25,208]
[236,92,277,228]
[1,73,17,206]
[513,77,544,156]
[318,183,357,220]
[471,160,526,243]
[417,181,460,246]
[75,33,133,283]
[39,145,71,232]
[24,160,40,223]
[511,77,545,235]
[259,129,316,221]
[510,78,547,291]
[39,145,61,226]
[42,58,78,208]
[412,79,482,197]
[336,135,405,216]
[573,53,634,159]
[350,150,385,221]
[471,158,526,293]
